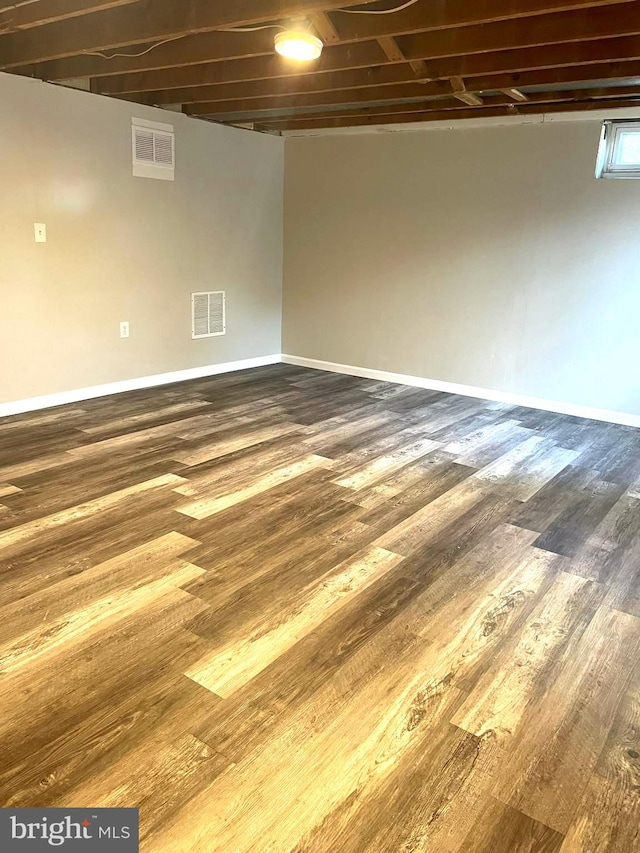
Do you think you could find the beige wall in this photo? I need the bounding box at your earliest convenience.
[0,72,283,404]
[283,120,640,417]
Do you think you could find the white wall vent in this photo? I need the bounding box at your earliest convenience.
[192,291,226,339]
[132,117,175,181]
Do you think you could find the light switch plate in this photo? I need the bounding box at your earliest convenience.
[120,321,130,339]
[34,223,47,243]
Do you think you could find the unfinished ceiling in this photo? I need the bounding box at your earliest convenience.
[3,0,640,132]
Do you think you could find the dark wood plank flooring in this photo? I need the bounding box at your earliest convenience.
[1,363,639,852]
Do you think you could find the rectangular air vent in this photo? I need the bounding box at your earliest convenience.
[132,117,175,181]
[192,291,226,339]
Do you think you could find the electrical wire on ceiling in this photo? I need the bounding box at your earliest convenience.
[83,35,186,59]
[337,0,422,13]
[222,0,423,31]
[82,0,422,59]
[220,24,288,33]
[82,23,285,58]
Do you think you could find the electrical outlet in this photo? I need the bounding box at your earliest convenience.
[120,321,130,339]
[34,223,47,243]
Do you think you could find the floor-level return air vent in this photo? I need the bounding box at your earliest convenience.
[192,291,226,339]
[132,117,175,181]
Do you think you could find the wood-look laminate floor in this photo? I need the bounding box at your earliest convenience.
[1,363,640,852]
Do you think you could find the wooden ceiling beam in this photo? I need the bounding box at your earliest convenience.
[1,0,634,36]
[184,84,448,116]
[4,0,639,69]
[92,34,640,99]
[226,97,517,125]
[2,0,639,74]
[7,0,617,40]
[253,97,640,131]
[424,34,640,81]
[229,95,477,123]
[24,35,385,81]
[396,3,640,64]
[90,39,640,113]
[0,0,139,33]
[0,20,277,71]
[329,0,640,40]
[252,105,509,130]
[29,23,640,90]
[139,71,442,105]
[236,94,510,124]
[31,12,640,85]
[0,0,378,68]
[92,50,400,93]
[199,86,640,123]
[220,85,640,125]
[129,61,640,107]
[493,62,640,92]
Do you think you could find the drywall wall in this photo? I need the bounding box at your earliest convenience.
[0,72,283,404]
[283,120,640,417]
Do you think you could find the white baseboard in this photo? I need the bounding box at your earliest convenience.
[0,354,282,418]
[5,352,639,428]
[282,354,640,429]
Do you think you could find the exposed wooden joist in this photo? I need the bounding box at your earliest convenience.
[227,98,508,125]
[39,14,640,89]
[3,1,639,130]
[5,0,640,71]
[129,73,439,106]
[2,24,277,71]
[95,48,640,104]
[89,51,406,93]
[253,96,640,131]
[424,34,640,81]
[329,0,640,41]
[395,4,640,64]
[229,85,640,126]
[224,95,476,123]
[258,98,517,124]
[0,0,636,37]
[186,82,640,120]
[89,38,640,103]
[0,0,139,33]
[28,38,388,81]
[125,59,640,108]
[0,0,378,67]
[183,84,445,116]
[2,0,639,74]
[494,62,640,93]
[0,1,113,34]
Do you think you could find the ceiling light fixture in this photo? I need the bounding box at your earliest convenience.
[274,30,323,61]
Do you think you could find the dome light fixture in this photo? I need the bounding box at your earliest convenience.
[274,29,323,61]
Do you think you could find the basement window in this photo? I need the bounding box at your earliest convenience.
[596,120,640,179]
